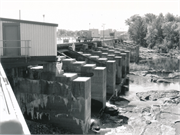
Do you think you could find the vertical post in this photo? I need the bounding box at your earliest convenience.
[102,24,105,46]
[92,67,106,109]
[106,60,116,94]
[43,14,45,22]
[19,10,21,20]
[103,25,104,46]
[25,40,26,57]
[72,77,91,134]
[124,51,130,74]
[28,40,30,56]
[25,40,27,62]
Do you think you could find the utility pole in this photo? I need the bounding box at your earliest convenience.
[19,10,21,20]
[102,24,105,46]
[43,14,45,22]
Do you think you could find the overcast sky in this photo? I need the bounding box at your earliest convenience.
[0,0,179,31]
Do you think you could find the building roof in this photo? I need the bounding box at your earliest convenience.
[0,17,58,27]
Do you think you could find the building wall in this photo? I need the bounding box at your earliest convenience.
[100,29,113,37]
[20,23,56,56]
[0,20,16,56]
[0,20,57,57]
[89,29,99,37]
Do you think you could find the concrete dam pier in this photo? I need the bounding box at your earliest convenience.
[4,40,139,134]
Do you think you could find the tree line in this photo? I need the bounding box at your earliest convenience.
[57,29,82,38]
[125,13,180,52]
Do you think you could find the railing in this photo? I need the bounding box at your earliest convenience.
[0,40,31,58]
[0,63,30,134]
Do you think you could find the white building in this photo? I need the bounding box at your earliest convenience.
[0,17,58,67]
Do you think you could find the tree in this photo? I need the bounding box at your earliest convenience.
[144,13,164,48]
[144,25,158,48]
[144,13,157,24]
[162,22,180,49]
[126,13,180,50]
[125,14,141,26]
[165,13,176,22]
[126,15,147,47]
[175,16,180,22]
[152,13,164,44]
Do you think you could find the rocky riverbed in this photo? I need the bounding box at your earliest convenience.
[90,47,180,135]
[93,88,180,135]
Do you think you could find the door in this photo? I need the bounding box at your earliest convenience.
[3,23,20,56]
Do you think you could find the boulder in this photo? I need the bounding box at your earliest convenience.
[136,90,180,101]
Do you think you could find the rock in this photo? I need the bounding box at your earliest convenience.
[175,121,180,135]
[98,129,111,134]
[151,78,172,83]
[104,106,119,116]
[147,74,160,78]
[164,97,180,105]
[142,106,151,113]
[156,79,171,83]
[161,104,180,115]
[110,96,130,107]
[132,107,142,113]
[158,112,180,126]
[146,120,151,124]
[90,119,100,133]
[143,122,162,135]
[128,117,147,135]
[129,72,136,75]
[136,90,180,101]
[129,79,134,83]
[161,125,176,135]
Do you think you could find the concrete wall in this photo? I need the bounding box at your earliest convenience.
[7,62,91,134]
[14,77,91,134]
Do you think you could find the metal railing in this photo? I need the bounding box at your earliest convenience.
[0,40,31,58]
[0,63,30,134]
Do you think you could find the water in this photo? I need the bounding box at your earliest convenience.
[127,58,180,101]
[126,75,180,101]
[99,58,180,135]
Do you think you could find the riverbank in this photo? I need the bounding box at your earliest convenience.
[130,47,180,72]
[139,47,180,60]
[96,77,180,135]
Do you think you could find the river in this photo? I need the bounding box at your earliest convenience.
[97,57,180,135]
[128,58,180,98]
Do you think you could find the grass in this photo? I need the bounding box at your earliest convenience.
[130,63,149,72]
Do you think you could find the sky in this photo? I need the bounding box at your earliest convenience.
[0,0,179,31]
